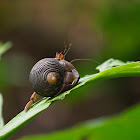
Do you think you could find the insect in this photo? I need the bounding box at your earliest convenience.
[24,40,80,112]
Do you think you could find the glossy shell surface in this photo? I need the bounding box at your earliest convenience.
[29,58,65,97]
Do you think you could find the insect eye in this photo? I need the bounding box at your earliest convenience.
[59,53,64,59]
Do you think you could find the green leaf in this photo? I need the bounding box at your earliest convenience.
[0,59,140,139]
[0,42,12,58]
[19,104,140,140]
[96,58,126,72]
[0,93,4,129]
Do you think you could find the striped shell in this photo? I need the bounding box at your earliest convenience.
[29,58,65,97]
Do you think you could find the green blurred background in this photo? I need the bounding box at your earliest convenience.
[0,0,140,139]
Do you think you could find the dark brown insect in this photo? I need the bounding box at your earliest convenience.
[24,41,80,112]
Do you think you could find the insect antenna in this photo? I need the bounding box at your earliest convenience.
[70,59,100,64]
[63,40,71,57]
[63,42,67,54]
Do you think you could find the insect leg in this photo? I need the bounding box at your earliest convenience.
[24,92,39,112]
[71,68,80,88]
[59,68,80,94]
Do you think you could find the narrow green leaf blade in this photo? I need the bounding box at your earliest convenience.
[20,104,140,140]
[0,98,51,140]
[0,60,140,139]
[0,93,4,129]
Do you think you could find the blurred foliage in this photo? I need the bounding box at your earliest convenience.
[0,59,140,139]
[0,42,13,91]
[0,42,12,130]
[0,93,4,129]
[0,42,12,59]
[96,0,140,60]
[0,54,32,91]
[20,103,140,140]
